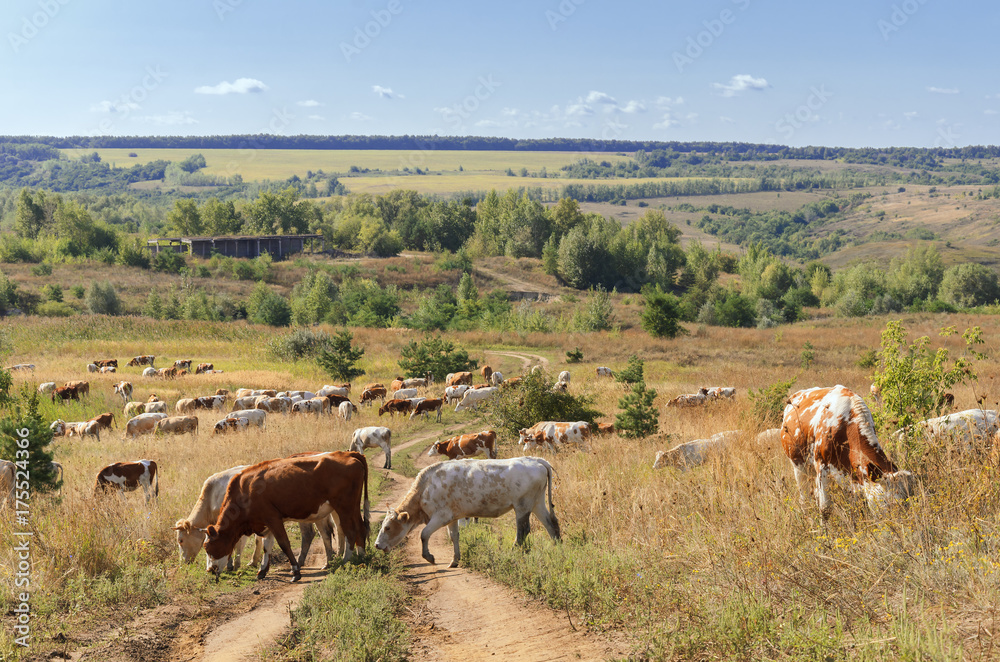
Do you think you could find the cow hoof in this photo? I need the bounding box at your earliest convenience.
[448,561,459,569]
[291,572,301,582]
[256,570,269,580]
[423,553,436,564]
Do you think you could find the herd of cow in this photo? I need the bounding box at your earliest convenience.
[10,351,987,582]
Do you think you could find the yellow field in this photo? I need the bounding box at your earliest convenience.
[61,148,633,182]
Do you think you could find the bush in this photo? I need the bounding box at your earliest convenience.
[487,370,601,440]
[640,286,685,338]
[746,375,797,428]
[118,238,151,269]
[37,301,76,317]
[152,249,187,274]
[565,347,583,364]
[574,286,616,332]
[316,329,366,381]
[245,282,291,327]
[30,262,52,276]
[397,336,476,382]
[70,285,85,299]
[86,281,122,315]
[938,263,1000,308]
[615,354,644,386]
[0,386,61,493]
[614,381,659,438]
[268,328,333,361]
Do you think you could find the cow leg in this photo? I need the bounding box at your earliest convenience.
[258,534,276,579]
[268,524,301,582]
[297,523,316,568]
[815,466,833,521]
[420,513,453,565]
[447,520,461,568]
[232,534,250,569]
[532,502,562,542]
[329,511,347,561]
[790,461,812,509]
[514,510,532,546]
[383,444,392,470]
[315,515,337,568]
[251,535,266,567]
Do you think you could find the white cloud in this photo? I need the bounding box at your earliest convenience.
[307,114,325,121]
[884,120,901,130]
[297,100,323,107]
[620,100,646,114]
[927,86,959,94]
[373,85,402,99]
[654,112,680,129]
[565,103,594,117]
[135,111,198,125]
[904,111,919,119]
[713,74,769,97]
[91,100,140,113]
[585,90,617,105]
[501,107,520,116]
[720,116,735,124]
[656,96,683,108]
[985,109,998,115]
[350,111,373,121]
[194,78,268,95]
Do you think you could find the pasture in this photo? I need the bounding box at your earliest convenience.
[3,313,1000,659]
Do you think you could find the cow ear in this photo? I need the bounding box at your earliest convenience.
[398,512,410,523]
[205,525,218,540]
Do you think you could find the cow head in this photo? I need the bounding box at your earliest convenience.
[375,509,415,552]
[428,441,444,457]
[173,519,205,563]
[652,449,679,470]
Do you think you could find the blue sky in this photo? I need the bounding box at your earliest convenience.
[1,0,997,148]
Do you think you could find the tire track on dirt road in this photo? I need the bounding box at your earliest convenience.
[484,349,550,373]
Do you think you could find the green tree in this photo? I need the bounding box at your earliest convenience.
[548,197,585,240]
[487,370,600,439]
[887,245,945,306]
[316,329,366,381]
[541,236,560,277]
[746,375,797,427]
[640,285,685,338]
[14,188,45,239]
[0,386,62,493]
[565,347,583,363]
[938,263,1000,308]
[118,237,151,269]
[615,354,644,386]
[201,198,242,235]
[246,282,291,326]
[397,336,477,382]
[166,199,204,235]
[86,281,122,315]
[614,381,659,439]
[575,286,616,332]
[144,289,164,320]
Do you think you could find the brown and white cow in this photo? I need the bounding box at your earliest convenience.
[124,401,146,418]
[595,422,615,436]
[409,397,444,422]
[428,430,497,460]
[124,412,167,439]
[113,381,133,405]
[653,431,740,469]
[94,460,158,501]
[518,421,592,454]
[338,400,359,421]
[350,426,393,469]
[127,355,156,367]
[145,401,167,414]
[204,451,370,581]
[446,372,473,387]
[782,385,917,518]
[226,408,267,429]
[214,417,250,433]
[154,415,199,436]
[195,362,214,374]
[89,412,117,431]
[481,365,493,383]
[375,457,559,568]
[174,359,192,370]
[444,384,470,405]
[454,386,497,413]
[389,377,405,393]
[99,366,117,374]
[359,386,387,407]
[378,399,413,417]
[50,386,79,403]
[667,388,710,408]
[93,359,118,369]
[596,366,613,378]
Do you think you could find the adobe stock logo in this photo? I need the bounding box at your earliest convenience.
[341,0,403,62]
[8,0,72,54]
[775,86,833,141]
[673,0,751,73]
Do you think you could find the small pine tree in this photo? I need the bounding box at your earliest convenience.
[615,381,659,439]
[0,385,61,493]
[615,354,644,386]
[565,347,583,364]
[397,336,476,382]
[316,329,366,381]
[86,280,122,315]
[144,290,164,320]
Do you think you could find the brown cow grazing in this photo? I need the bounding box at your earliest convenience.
[65,380,90,397]
[94,460,158,502]
[481,365,493,383]
[429,430,498,460]
[215,388,229,397]
[324,393,352,408]
[158,367,178,379]
[203,451,370,582]
[782,385,917,519]
[127,355,156,367]
[500,376,522,389]
[360,386,387,407]
[378,399,413,417]
[409,397,444,422]
[174,359,193,370]
[595,422,615,436]
[446,372,473,387]
[389,377,405,393]
[93,359,118,368]
[51,386,79,403]
[155,415,199,436]
[89,412,117,430]
[195,363,214,374]
[148,394,161,403]
[361,382,384,392]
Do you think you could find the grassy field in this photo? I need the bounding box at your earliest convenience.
[3,311,1000,659]
[61,148,634,182]
[336,174,733,197]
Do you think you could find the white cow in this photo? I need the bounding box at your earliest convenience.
[288,390,317,400]
[350,426,392,469]
[374,457,560,568]
[37,382,56,395]
[124,412,168,439]
[226,409,266,429]
[557,370,570,383]
[124,401,146,418]
[897,409,999,449]
[232,395,258,411]
[66,420,102,442]
[87,363,99,373]
[317,386,348,399]
[392,388,418,400]
[518,421,592,454]
[99,366,117,374]
[214,417,252,433]
[142,367,158,378]
[455,386,497,413]
[113,381,133,405]
[596,366,613,378]
[653,430,740,469]
[490,371,504,386]
[145,401,167,414]
[444,384,470,405]
[339,400,358,421]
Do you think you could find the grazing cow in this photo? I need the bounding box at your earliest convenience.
[89,412,117,431]
[402,377,428,389]
[360,386,387,407]
[127,355,156,367]
[897,409,999,450]
[350,426,393,469]
[361,382,384,392]
[113,381,134,405]
[782,385,917,518]
[142,367,158,378]
[0,459,13,507]
[703,387,736,400]
[174,359,192,370]
[455,386,498,413]
[596,366,613,378]
[94,359,117,369]
[429,430,497,460]
[124,401,146,418]
[518,421,592,454]
[444,384,470,405]
[204,451,370,581]
[145,401,167,414]
[378,399,413,417]
[756,428,781,446]
[446,372,473,387]
[376,457,559,568]
[551,381,568,393]
[254,397,285,413]
[51,386,79,403]
[226,409,266,429]
[232,395,258,411]
[557,370,570,384]
[389,377,405,393]
[214,417,245,433]
[481,365,493,383]
[148,394,161,403]
[94,460,158,502]
[667,388,710,408]
[155,415,199,436]
[158,367,178,379]
[490,371,504,386]
[317,385,350,399]
[324,393,351,408]
[499,376,522,390]
[339,400,359,421]
[7,364,35,372]
[175,398,197,414]
[99,366,117,374]
[49,419,68,437]
[409,397,444,422]
[653,431,740,470]
[65,380,89,396]
[174,463,338,571]
[124,412,167,438]
[66,420,102,442]
[195,363,214,374]
[595,422,615,436]
[292,397,330,415]
[392,387,418,400]
[37,382,56,394]
[87,363,98,373]
[194,395,227,411]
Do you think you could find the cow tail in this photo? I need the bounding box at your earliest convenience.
[546,461,555,512]
[362,456,371,538]
[152,461,159,498]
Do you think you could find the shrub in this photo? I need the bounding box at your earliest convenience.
[316,329,366,381]
[42,283,63,302]
[565,347,583,364]
[640,286,685,338]
[152,249,187,274]
[268,328,333,361]
[746,375,797,428]
[86,281,122,315]
[397,336,476,381]
[574,286,616,332]
[144,290,164,320]
[30,262,52,276]
[0,386,61,493]
[118,238,151,269]
[245,282,291,327]
[938,263,1000,308]
[37,301,75,317]
[615,354,644,386]
[70,285,85,299]
[487,370,601,440]
[615,381,659,438]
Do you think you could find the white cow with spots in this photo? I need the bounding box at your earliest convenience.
[653,430,741,469]
[455,386,497,413]
[142,367,158,378]
[350,426,392,469]
[374,457,560,568]
[339,400,358,421]
[226,409,266,429]
[596,366,613,378]
[444,385,470,405]
[518,421,592,454]
[113,381,134,405]
[38,382,56,395]
[392,387,418,400]
[124,412,167,439]
[897,409,999,450]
